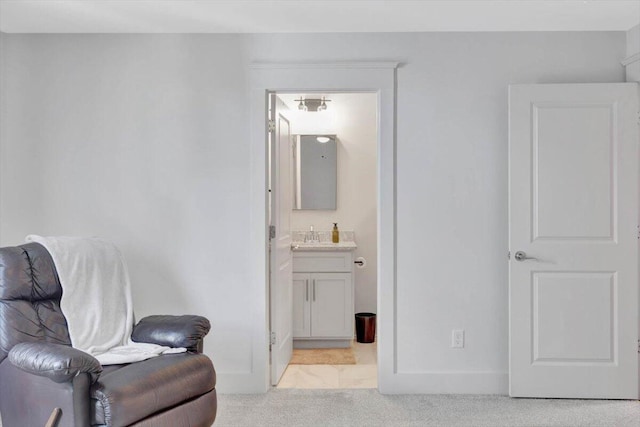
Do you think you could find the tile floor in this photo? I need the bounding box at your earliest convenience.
[277,341,377,389]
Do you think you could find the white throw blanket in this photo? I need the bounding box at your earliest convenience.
[26,235,185,365]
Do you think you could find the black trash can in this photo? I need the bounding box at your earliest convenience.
[355,312,376,343]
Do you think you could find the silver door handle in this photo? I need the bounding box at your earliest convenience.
[305,279,309,301]
[514,251,536,261]
[312,279,316,301]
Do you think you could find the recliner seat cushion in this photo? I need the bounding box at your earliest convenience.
[91,353,215,427]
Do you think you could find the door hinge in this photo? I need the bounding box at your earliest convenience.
[268,119,276,132]
[270,332,276,346]
[507,251,511,260]
[637,339,640,354]
[269,225,276,239]
[637,225,640,239]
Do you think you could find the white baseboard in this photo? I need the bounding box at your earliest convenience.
[380,371,508,395]
[294,339,352,349]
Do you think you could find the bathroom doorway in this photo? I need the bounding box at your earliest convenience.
[269,92,379,389]
[250,61,397,393]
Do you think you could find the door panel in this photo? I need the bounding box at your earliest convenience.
[269,94,293,385]
[293,273,311,338]
[310,273,353,338]
[533,272,614,362]
[509,83,639,399]
[533,105,614,240]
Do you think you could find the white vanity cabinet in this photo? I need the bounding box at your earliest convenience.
[292,251,354,348]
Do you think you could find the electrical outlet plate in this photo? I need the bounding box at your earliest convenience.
[452,329,464,348]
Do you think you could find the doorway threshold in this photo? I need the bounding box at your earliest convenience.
[277,341,377,389]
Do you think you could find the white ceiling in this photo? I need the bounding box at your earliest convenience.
[0,1,638,34]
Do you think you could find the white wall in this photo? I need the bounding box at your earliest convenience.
[0,34,255,388]
[283,93,378,314]
[626,24,639,82]
[0,31,626,393]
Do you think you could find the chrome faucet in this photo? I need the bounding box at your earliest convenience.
[305,226,319,243]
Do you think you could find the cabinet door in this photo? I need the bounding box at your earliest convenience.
[310,273,353,338]
[292,273,311,338]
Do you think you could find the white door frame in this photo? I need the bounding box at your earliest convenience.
[249,62,398,392]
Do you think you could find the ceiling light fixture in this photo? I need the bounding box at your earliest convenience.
[316,136,331,143]
[294,96,332,112]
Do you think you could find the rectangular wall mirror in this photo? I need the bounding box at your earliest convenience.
[293,134,337,210]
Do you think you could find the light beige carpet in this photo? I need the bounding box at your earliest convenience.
[290,347,356,365]
[216,390,640,427]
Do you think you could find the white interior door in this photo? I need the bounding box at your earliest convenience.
[509,83,639,399]
[269,94,293,385]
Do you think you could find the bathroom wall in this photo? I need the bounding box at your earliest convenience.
[0,31,626,393]
[282,93,378,314]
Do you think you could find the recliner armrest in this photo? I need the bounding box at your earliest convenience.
[131,315,211,351]
[8,342,102,384]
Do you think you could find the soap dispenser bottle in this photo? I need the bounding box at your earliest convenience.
[332,223,340,243]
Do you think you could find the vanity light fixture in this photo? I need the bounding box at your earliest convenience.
[316,136,331,143]
[319,96,328,111]
[294,96,332,112]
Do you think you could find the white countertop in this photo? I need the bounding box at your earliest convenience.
[291,241,357,251]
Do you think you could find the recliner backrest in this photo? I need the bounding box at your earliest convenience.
[0,243,71,363]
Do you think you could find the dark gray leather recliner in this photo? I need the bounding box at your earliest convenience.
[0,243,217,426]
